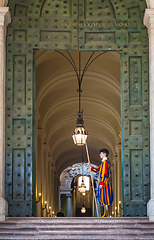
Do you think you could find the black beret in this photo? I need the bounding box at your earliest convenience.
[100,148,109,156]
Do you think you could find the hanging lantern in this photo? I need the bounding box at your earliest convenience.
[72,111,88,146]
[54,51,107,148]
[81,205,86,213]
[78,179,86,194]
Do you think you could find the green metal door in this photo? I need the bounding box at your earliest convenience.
[6,0,149,217]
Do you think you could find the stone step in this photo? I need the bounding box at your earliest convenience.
[0,230,154,237]
[0,233,154,240]
[1,228,154,233]
[0,217,153,240]
[1,223,154,229]
[5,217,150,223]
[0,233,152,239]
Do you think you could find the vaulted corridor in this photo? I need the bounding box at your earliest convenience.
[35,50,121,217]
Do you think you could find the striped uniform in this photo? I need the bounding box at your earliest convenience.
[91,160,113,206]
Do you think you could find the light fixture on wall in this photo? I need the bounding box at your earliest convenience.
[42,201,47,210]
[36,192,42,203]
[47,206,51,216]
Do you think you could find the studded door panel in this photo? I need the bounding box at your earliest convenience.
[76,0,149,217]
[6,0,78,217]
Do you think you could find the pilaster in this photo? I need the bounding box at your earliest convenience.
[42,143,50,217]
[0,7,11,222]
[111,165,114,216]
[144,9,154,221]
[54,173,59,214]
[35,113,41,216]
[37,129,45,216]
[36,108,40,129]
[66,193,72,217]
[112,157,118,217]
[73,186,76,217]
[51,163,55,214]
[47,156,53,214]
[115,144,122,217]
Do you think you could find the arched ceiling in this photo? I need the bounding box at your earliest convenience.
[36,50,121,175]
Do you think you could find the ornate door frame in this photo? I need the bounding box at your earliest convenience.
[4,0,150,217]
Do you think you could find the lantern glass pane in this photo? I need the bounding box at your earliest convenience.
[79,183,86,193]
[72,127,88,146]
[78,176,89,190]
[72,134,77,144]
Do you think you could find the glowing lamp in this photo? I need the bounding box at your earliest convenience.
[81,205,86,213]
[79,180,86,194]
[72,112,88,146]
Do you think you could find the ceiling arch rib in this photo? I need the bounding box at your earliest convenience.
[56,149,110,174]
[46,115,119,145]
[36,51,120,100]
[47,118,119,156]
[51,132,115,162]
[36,71,120,109]
[50,132,115,163]
[35,50,120,67]
[42,97,120,129]
[56,143,114,175]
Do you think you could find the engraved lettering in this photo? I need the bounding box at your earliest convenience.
[93,23,98,27]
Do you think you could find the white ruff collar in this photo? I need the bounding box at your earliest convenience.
[102,157,107,163]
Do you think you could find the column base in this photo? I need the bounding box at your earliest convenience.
[0,197,8,222]
[147,199,154,222]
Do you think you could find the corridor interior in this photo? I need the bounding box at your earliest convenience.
[35,50,122,217]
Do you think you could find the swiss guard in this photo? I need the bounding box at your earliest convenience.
[88,148,113,217]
